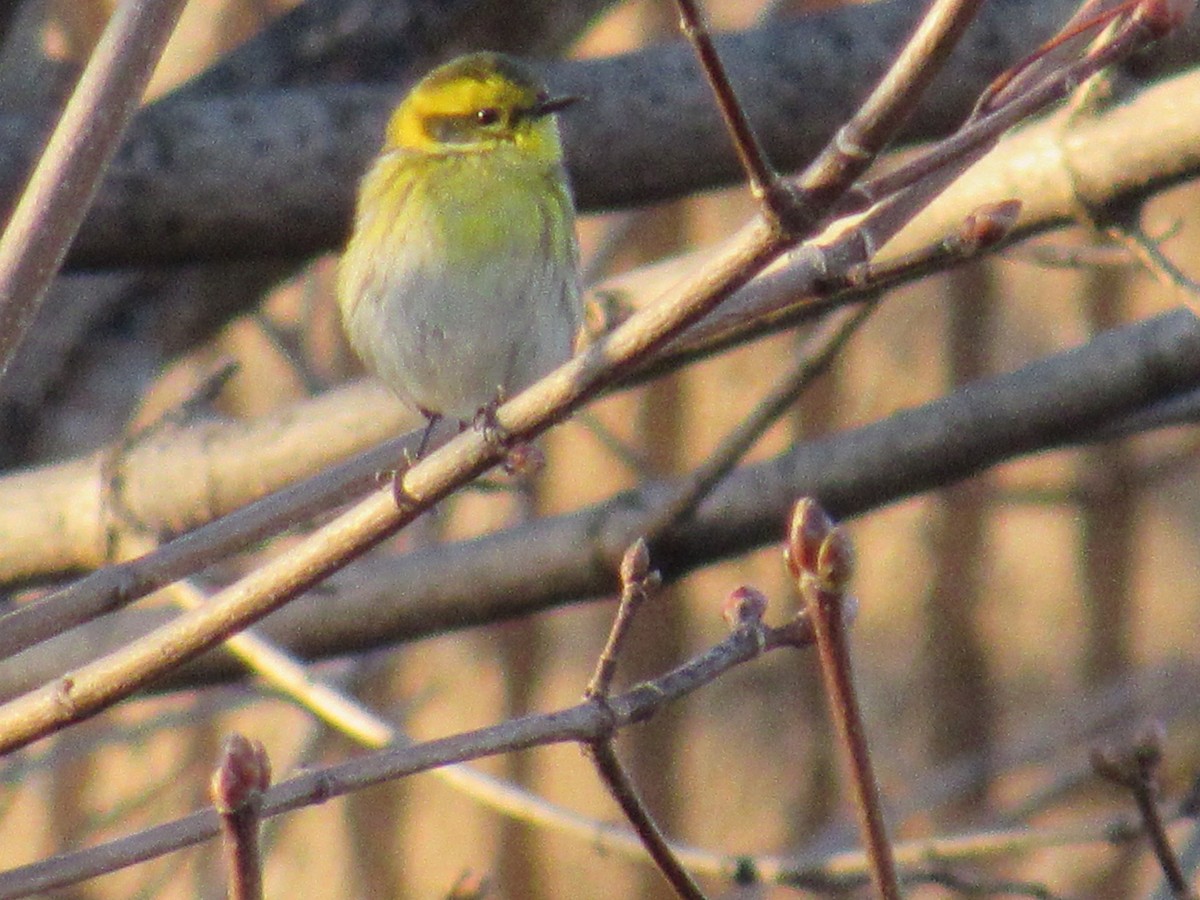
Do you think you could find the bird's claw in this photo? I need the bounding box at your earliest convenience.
[472,400,511,450]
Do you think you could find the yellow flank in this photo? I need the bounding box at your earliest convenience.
[337,52,581,426]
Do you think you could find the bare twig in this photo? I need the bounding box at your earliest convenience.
[845,3,1166,220]
[1109,220,1200,300]
[583,540,705,899]
[1092,725,1198,900]
[1154,818,1200,900]
[0,0,188,379]
[210,735,271,900]
[589,742,707,900]
[586,539,659,698]
[801,0,984,208]
[642,303,875,542]
[0,613,814,897]
[639,200,1020,541]
[673,0,798,227]
[678,0,984,238]
[0,0,1174,754]
[787,498,900,899]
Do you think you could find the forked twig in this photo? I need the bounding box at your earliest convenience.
[800,0,984,207]
[673,0,801,228]
[676,0,985,236]
[638,200,1021,540]
[0,0,1175,761]
[0,606,816,897]
[584,541,706,900]
[1092,726,1198,900]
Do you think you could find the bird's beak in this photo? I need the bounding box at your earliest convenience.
[534,94,582,117]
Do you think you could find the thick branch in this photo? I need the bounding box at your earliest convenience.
[0,0,1193,268]
[2,310,1196,696]
[3,61,1199,585]
[175,0,614,97]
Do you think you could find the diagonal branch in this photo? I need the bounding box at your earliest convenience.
[1,309,1196,697]
[0,610,813,898]
[0,0,188,378]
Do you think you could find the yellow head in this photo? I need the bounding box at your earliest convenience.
[385,52,577,167]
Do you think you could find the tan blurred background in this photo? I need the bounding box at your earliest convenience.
[2,0,1199,898]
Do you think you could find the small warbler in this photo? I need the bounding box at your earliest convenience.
[338,52,582,450]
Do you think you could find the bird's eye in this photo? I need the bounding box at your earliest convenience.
[476,107,501,126]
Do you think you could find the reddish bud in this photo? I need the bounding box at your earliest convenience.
[722,586,769,629]
[211,734,271,814]
[447,870,491,899]
[1138,0,1196,35]
[620,537,651,586]
[958,200,1022,252]
[1133,721,1166,769]
[502,442,545,477]
[785,498,834,580]
[816,527,855,592]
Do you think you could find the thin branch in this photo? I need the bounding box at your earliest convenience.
[800,0,984,208]
[0,0,188,379]
[642,303,875,542]
[584,541,706,900]
[588,742,708,900]
[1092,726,1198,900]
[788,499,900,899]
[210,735,270,900]
[0,612,814,898]
[1110,220,1200,300]
[1153,820,1200,900]
[639,200,1020,542]
[3,309,1197,695]
[586,539,658,699]
[844,2,1164,219]
[673,0,794,225]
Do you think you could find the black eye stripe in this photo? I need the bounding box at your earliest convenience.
[476,107,501,125]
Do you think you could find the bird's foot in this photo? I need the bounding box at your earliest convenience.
[472,400,542,477]
[502,441,544,477]
[472,400,510,450]
[391,411,441,509]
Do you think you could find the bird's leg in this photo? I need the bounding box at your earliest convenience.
[392,410,441,509]
[412,410,442,460]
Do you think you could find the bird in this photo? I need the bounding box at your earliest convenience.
[337,52,582,459]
